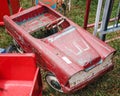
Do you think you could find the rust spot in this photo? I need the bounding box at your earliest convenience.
[0,88,6,91]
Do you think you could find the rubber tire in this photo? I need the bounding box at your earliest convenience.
[6,45,19,53]
[45,73,63,93]
[13,40,24,53]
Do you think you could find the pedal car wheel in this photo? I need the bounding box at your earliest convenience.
[13,39,24,53]
[45,73,63,92]
[6,45,19,53]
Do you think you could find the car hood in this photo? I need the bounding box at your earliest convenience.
[46,26,101,69]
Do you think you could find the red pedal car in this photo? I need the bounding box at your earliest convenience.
[4,2,115,93]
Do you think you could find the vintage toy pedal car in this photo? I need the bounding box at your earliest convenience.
[4,2,115,93]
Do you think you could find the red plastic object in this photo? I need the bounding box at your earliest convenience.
[4,3,115,93]
[0,0,21,26]
[0,53,42,96]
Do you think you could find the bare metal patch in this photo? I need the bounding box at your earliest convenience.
[48,26,76,42]
[62,56,72,64]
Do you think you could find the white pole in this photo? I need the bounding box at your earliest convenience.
[93,0,103,36]
[68,0,71,11]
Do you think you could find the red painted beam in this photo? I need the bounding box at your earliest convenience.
[83,0,92,29]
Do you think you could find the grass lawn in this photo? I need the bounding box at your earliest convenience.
[0,0,120,96]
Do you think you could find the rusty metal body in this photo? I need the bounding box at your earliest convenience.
[0,53,42,96]
[4,3,115,93]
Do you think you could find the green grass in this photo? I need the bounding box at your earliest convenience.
[0,0,120,96]
[0,27,12,47]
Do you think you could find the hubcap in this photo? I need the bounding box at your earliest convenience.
[46,74,63,92]
[51,80,61,90]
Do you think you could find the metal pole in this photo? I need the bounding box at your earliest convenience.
[98,24,120,34]
[83,0,92,29]
[116,1,120,27]
[100,0,114,41]
[93,0,103,36]
[87,18,117,28]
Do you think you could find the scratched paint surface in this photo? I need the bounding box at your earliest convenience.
[19,12,58,33]
[46,26,101,67]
